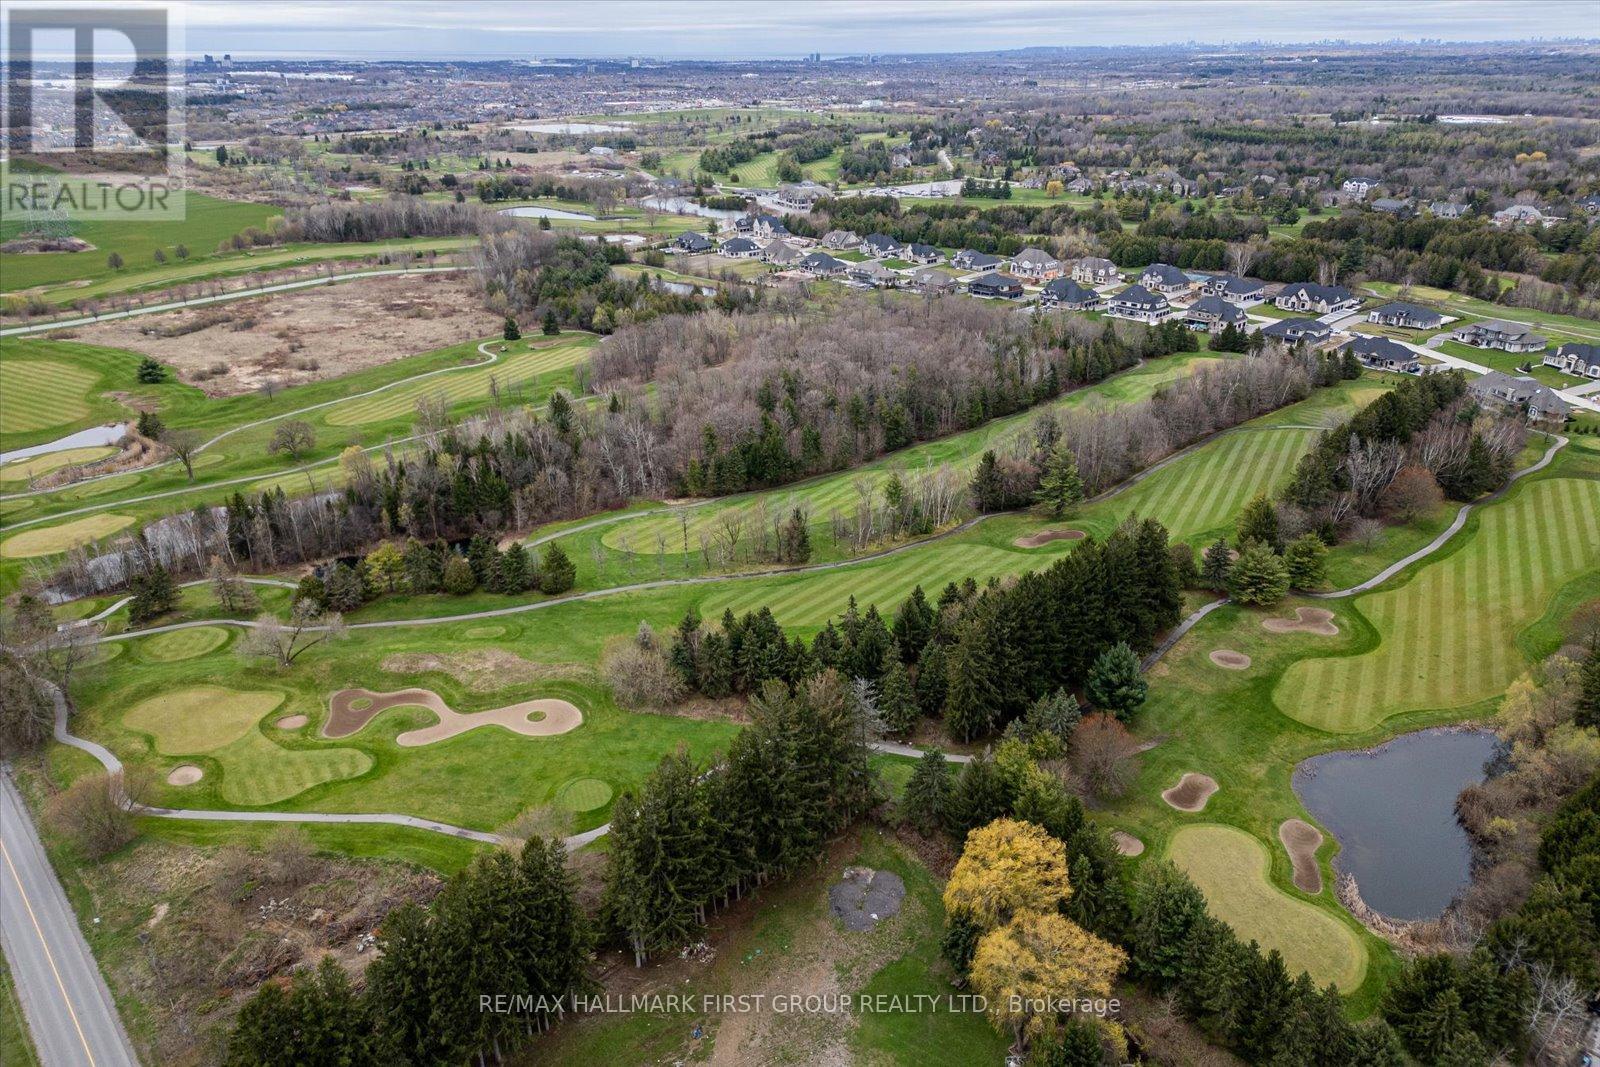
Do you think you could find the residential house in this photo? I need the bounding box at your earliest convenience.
[719,236,762,259]
[1341,178,1380,198]
[1011,247,1064,282]
[1275,282,1361,314]
[1065,177,1096,195]
[1105,284,1172,323]
[1577,195,1600,215]
[1183,295,1247,333]
[1493,204,1563,228]
[1366,302,1446,330]
[1453,319,1548,353]
[952,249,1005,273]
[774,182,828,211]
[1139,263,1191,295]
[762,239,805,267]
[745,214,789,239]
[1428,201,1472,219]
[903,243,942,265]
[1371,197,1414,217]
[1468,371,1571,422]
[822,229,861,250]
[846,260,899,288]
[673,231,713,254]
[1202,275,1266,306]
[862,233,902,258]
[799,251,846,277]
[907,268,958,295]
[1343,335,1422,374]
[1542,342,1600,379]
[967,272,1025,300]
[1072,257,1121,287]
[1039,278,1102,311]
[1260,318,1333,346]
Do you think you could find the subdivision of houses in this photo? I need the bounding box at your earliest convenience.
[1341,177,1380,198]
[799,251,847,277]
[1342,335,1424,374]
[846,260,899,288]
[1366,301,1446,330]
[1138,263,1191,295]
[1201,275,1267,306]
[1371,197,1414,216]
[861,233,903,258]
[673,231,714,253]
[952,248,1006,273]
[1468,371,1571,422]
[1072,257,1121,287]
[967,272,1025,299]
[1492,204,1563,228]
[1452,319,1548,353]
[907,267,958,294]
[1275,282,1361,314]
[1183,295,1247,333]
[822,229,861,250]
[761,239,805,267]
[1428,201,1471,219]
[1260,318,1333,345]
[719,236,763,258]
[1038,278,1102,311]
[1105,284,1172,323]
[903,243,942,265]
[1541,342,1600,379]
[1010,247,1064,282]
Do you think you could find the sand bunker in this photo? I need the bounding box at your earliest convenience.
[1279,819,1325,894]
[325,687,582,746]
[275,714,308,730]
[1162,772,1219,812]
[1013,528,1086,548]
[167,765,203,786]
[1262,607,1339,636]
[1111,831,1145,857]
[1209,649,1252,670]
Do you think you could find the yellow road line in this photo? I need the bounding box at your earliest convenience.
[1,831,98,1066]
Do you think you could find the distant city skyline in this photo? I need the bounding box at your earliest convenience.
[164,1,1600,60]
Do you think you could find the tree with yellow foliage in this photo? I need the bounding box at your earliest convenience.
[970,909,1127,1048]
[943,818,1072,931]
[1045,179,1064,198]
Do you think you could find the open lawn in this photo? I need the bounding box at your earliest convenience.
[0,957,38,1067]
[1276,473,1600,732]
[1168,825,1367,989]
[0,358,101,435]
[1361,282,1600,346]
[0,512,134,558]
[0,445,118,484]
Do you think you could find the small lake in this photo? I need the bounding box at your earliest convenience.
[0,423,128,465]
[1294,727,1497,921]
[499,205,598,221]
[507,122,630,135]
[639,196,743,221]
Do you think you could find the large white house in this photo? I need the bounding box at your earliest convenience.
[1105,284,1172,323]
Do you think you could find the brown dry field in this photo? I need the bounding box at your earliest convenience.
[75,273,498,396]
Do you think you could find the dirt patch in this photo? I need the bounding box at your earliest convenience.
[1279,819,1325,894]
[1111,830,1145,857]
[1209,649,1252,670]
[828,867,906,932]
[0,235,95,256]
[1013,528,1086,548]
[324,687,582,746]
[166,765,203,786]
[275,714,308,730]
[74,273,499,397]
[1263,607,1340,636]
[1162,772,1219,812]
[379,649,587,693]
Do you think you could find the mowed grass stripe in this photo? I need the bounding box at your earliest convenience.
[324,338,593,426]
[1275,477,1600,732]
[0,361,98,433]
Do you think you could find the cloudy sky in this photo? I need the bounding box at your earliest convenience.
[169,1,1594,59]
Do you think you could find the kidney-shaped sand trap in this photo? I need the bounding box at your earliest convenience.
[1278,819,1325,894]
[1162,772,1219,812]
[1262,607,1339,636]
[1111,830,1145,857]
[1209,649,1252,670]
[325,687,582,747]
[275,714,309,730]
[1013,528,1086,549]
[166,764,203,786]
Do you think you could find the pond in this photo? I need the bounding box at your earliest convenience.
[498,204,599,222]
[639,196,743,221]
[1294,727,1496,921]
[0,422,128,466]
[507,122,631,134]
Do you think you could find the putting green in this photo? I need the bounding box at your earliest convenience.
[0,512,135,558]
[555,777,613,811]
[56,472,142,501]
[1167,824,1366,990]
[0,360,98,433]
[0,446,116,484]
[1276,477,1600,731]
[140,626,229,663]
[210,732,373,806]
[125,685,285,753]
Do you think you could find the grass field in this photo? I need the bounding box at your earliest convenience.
[0,191,284,293]
[0,446,117,484]
[0,359,100,433]
[1276,474,1600,732]
[0,512,134,558]
[0,956,38,1067]
[138,626,230,663]
[124,685,286,753]
[1168,824,1367,989]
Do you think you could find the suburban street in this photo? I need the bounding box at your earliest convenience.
[0,772,139,1067]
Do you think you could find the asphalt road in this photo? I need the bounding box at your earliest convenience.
[0,772,139,1067]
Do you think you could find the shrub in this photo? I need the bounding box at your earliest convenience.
[600,633,686,707]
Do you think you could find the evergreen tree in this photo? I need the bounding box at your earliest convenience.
[1229,947,1295,1062]
[127,564,179,624]
[1026,1018,1106,1067]
[1086,642,1147,721]
[669,608,702,689]
[698,631,734,698]
[1130,862,1209,988]
[1236,492,1283,552]
[944,754,1010,838]
[1034,442,1085,518]
[498,542,532,594]
[1439,434,1498,499]
[878,653,919,738]
[944,621,999,741]
[1022,689,1081,749]
[1229,541,1291,605]
[539,541,576,594]
[441,554,477,595]
[892,585,935,663]
[970,450,1006,512]
[402,538,443,594]
[1283,532,1328,590]
[502,316,521,341]
[322,562,369,612]
[1578,644,1600,729]
[914,639,949,717]
[1169,541,1200,589]
[542,309,560,335]
[901,749,954,836]
[1202,537,1233,591]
